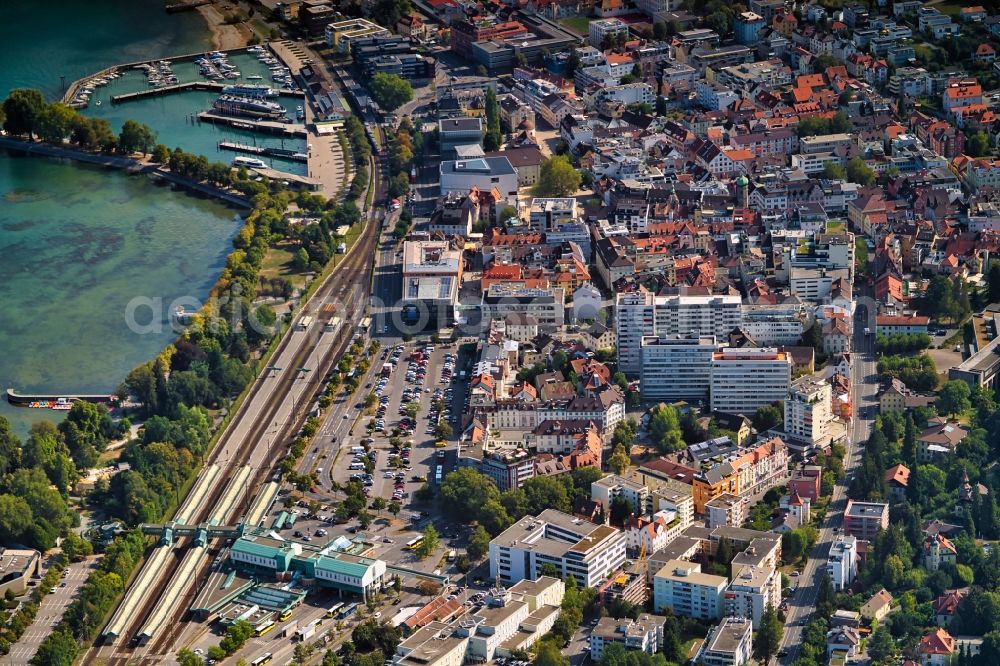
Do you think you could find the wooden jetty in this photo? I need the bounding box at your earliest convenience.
[111,81,226,104]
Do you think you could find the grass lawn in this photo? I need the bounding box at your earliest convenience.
[828,219,845,232]
[935,2,962,16]
[559,16,591,36]
[260,244,307,289]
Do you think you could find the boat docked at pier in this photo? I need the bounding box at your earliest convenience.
[212,94,285,119]
[231,156,269,169]
[222,83,278,98]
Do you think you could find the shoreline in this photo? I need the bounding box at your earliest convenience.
[196,2,251,51]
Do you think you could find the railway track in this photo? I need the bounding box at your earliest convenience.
[94,164,384,665]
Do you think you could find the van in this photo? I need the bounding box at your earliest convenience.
[351,446,365,454]
[349,463,364,470]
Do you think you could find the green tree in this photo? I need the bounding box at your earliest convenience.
[468,525,491,560]
[609,443,630,475]
[369,73,414,112]
[855,237,870,275]
[484,87,502,151]
[533,155,582,197]
[867,624,897,665]
[177,649,203,666]
[371,496,387,515]
[36,102,77,144]
[118,119,157,155]
[151,143,170,163]
[648,404,683,452]
[829,110,851,133]
[752,403,783,432]
[417,522,440,558]
[816,570,835,617]
[754,604,783,662]
[534,640,570,666]
[2,88,46,138]
[522,476,571,514]
[372,0,412,31]
[796,115,831,137]
[29,629,77,666]
[938,380,971,417]
[609,495,633,524]
[846,156,876,186]
[822,161,846,180]
[353,618,402,656]
[968,131,991,158]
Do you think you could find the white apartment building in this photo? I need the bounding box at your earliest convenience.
[740,305,808,345]
[616,292,742,374]
[528,198,577,232]
[589,18,630,48]
[725,565,781,628]
[784,375,834,451]
[639,335,718,402]
[799,133,855,154]
[625,509,687,555]
[710,349,791,414]
[489,509,627,587]
[655,488,695,530]
[705,493,747,529]
[589,614,666,660]
[700,617,753,666]
[827,535,858,592]
[592,475,651,515]
[481,285,565,329]
[653,560,727,620]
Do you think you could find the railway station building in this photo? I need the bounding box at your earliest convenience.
[231,533,387,600]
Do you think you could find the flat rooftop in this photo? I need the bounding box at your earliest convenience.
[402,241,462,274]
[705,617,751,654]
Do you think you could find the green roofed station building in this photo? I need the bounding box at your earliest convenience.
[230,532,387,601]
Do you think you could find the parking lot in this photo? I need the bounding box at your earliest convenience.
[5,558,97,665]
[325,341,464,506]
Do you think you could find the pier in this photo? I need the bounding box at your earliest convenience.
[197,111,307,137]
[111,81,226,104]
[6,389,113,406]
[248,166,322,191]
[218,142,308,162]
[165,0,212,12]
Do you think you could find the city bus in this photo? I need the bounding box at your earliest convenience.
[326,602,345,618]
[251,654,273,666]
[338,602,359,620]
[279,609,293,622]
[255,620,276,637]
[405,536,424,551]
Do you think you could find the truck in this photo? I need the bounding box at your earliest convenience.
[296,315,313,330]
[381,363,393,377]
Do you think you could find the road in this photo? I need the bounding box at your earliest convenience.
[778,299,878,665]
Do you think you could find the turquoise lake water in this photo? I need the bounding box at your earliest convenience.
[0,1,245,436]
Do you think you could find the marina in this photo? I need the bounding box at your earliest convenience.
[72,46,310,175]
